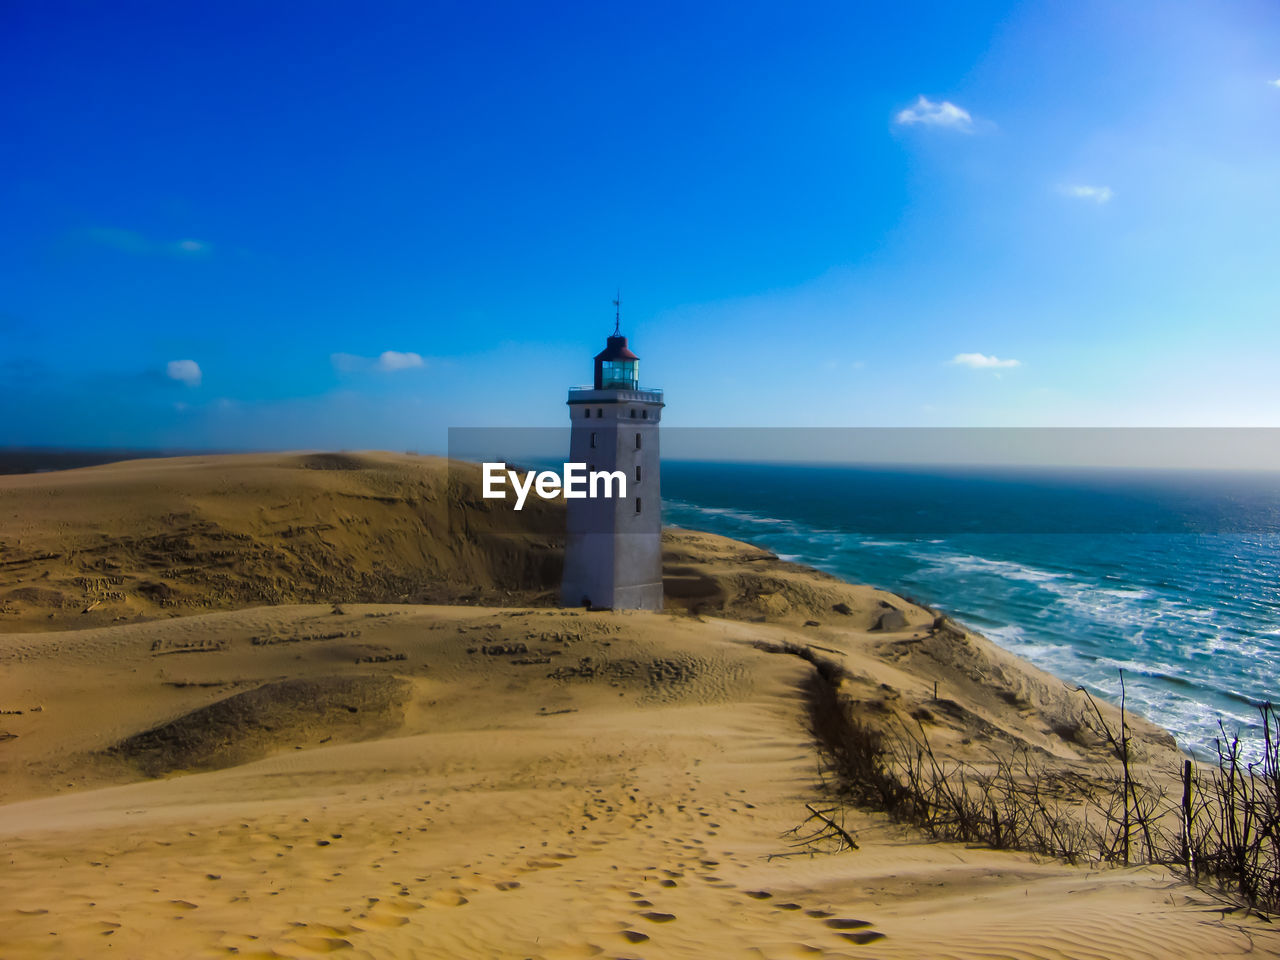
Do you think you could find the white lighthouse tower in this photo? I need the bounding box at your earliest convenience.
[560,301,664,611]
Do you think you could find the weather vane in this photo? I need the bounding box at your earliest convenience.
[612,289,621,336]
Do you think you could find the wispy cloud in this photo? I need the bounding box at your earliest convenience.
[894,95,974,132]
[1269,78,1280,88]
[332,350,426,374]
[1059,183,1113,204]
[166,359,202,386]
[822,359,866,371]
[950,352,1021,369]
[79,227,212,258]
[376,350,425,371]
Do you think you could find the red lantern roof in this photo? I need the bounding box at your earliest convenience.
[594,335,639,362]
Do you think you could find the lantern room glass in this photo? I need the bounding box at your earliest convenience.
[601,359,638,389]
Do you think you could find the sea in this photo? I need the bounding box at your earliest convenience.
[660,461,1280,761]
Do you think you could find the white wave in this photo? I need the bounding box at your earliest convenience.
[982,624,1027,643]
[916,552,1068,585]
[1098,587,1153,600]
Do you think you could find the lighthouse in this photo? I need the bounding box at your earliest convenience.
[560,303,664,611]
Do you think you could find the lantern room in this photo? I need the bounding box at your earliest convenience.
[594,335,640,390]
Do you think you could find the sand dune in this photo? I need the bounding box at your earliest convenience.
[0,453,1274,958]
[0,452,561,632]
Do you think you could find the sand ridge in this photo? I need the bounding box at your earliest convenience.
[0,452,562,631]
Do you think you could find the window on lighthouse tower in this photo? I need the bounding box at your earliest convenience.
[601,358,638,389]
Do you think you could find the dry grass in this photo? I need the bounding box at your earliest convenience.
[799,654,1280,917]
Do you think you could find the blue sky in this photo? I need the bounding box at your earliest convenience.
[3,0,1279,452]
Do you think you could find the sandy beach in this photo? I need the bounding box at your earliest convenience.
[1,453,1274,959]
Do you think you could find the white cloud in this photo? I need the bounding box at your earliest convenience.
[1059,183,1113,204]
[895,95,974,131]
[166,359,202,386]
[332,350,426,374]
[81,227,212,257]
[376,350,425,371]
[950,353,1021,369]
[173,239,210,255]
[1269,78,1280,88]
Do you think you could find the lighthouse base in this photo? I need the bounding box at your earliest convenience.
[559,581,663,612]
[560,532,664,611]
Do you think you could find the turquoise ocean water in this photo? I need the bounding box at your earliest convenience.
[660,462,1280,760]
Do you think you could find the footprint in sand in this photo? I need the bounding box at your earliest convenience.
[620,930,650,943]
[291,923,355,938]
[744,890,772,900]
[837,931,886,945]
[428,889,470,907]
[809,917,885,945]
[354,913,409,929]
[524,857,568,871]
[640,911,676,923]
